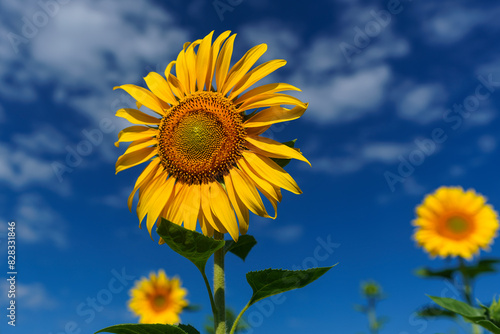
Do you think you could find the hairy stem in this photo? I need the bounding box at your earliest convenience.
[214,232,226,334]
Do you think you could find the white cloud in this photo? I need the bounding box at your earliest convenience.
[477,135,496,153]
[0,281,57,309]
[240,20,301,64]
[268,224,304,243]
[308,141,414,175]
[0,143,55,188]
[12,124,66,154]
[395,83,448,124]
[417,3,500,45]
[300,66,391,123]
[0,0,189,122]
[14,193,67,247]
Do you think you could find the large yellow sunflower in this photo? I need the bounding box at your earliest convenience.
[413,186,499,259]
[114,31,309,241]
[128,270,188,324]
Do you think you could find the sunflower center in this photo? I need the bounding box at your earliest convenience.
[158,92,246,184]
[151,294,168,312]
[440,215,474,240]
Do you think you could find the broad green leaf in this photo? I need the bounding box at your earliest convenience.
[414,267,455,280]
[224,235,257,261]
[95,324,187,334]
[157,218,225,272]
[270,139,296,168]
[428,296,483,320]
[416,305,457,318]
[476,320,500,334]
[177,324,200,334]
[246,266,334,306]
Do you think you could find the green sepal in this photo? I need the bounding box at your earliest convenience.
[157,218,225,273]
[224,235,257,261]
[270,139,297,168]
[95,324,188,334]
[246,266,334,306]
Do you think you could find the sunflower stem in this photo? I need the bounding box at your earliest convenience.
[201,271,217,323]
[458,257,482,334]
[214,231,226,334]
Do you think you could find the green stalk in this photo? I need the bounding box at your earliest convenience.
[230,302,250,334]
[214,232,226,334]
[459,258,482,334]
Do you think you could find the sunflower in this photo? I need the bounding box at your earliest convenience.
[114,31,309,241]
[128,270,188,324]
[413,186,499,259]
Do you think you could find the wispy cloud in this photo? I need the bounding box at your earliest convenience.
[14,193,68,247]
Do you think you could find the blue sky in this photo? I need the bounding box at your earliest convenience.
[0,0,500,333]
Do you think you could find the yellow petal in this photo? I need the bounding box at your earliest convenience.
[120,137,157,157]
[228,167,269,218]
[244,104,307,128]
[222,44,267,96]
[198,210,215,237]
[209,182,239,241]
[113,84,165,115]
[185,40,201,93]
[206,31,231,90]
[137,171,168,224]
[115,126,157,147]
[196,31,214,91]
[144,72,177,106]
[164,61,183,99]
[183,184,201,231]
[242,151,302,194]
[246,136,310,166]
[145,177,175,237]
[224,173,250,235]
[215,34,237,92]
[235,83,301,105]
[115,147,157,174]
[229,59,286,100]
[175,46,190,94]
[200,183,227,233]
[239,93,307,112]
[127,158,161,211]
[116,108,161,125]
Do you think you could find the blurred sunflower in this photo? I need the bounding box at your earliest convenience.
[413,186,499,259]
[128,270,188,324]
[114,31,309,241]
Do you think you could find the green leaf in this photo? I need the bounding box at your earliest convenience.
[428,296,483,320]
[270,139,296,168]
[461,258,500,280]
[246,266,334,306]
[177,325,200,334]
[416,305,457,319]
[183,304,202,312]
[224,235,257,261]
[157,218,225,273]
[414,267,455,280]
[95,324,187,334]
[476,320,500,334]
